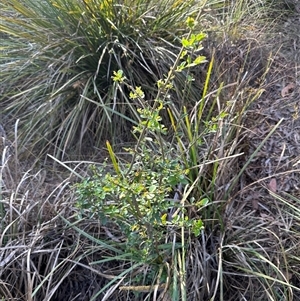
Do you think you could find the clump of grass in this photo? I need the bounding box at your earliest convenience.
[0,133,120,301]
[0,0,205,159]
[220,184,300,300]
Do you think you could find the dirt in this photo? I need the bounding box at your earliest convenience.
[225,7,300,299]
[243,5,300,198]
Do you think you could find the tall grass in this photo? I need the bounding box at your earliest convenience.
[0,0,205,159]
[1,0,299,301]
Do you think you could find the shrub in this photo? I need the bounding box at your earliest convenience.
[73,20,251,298]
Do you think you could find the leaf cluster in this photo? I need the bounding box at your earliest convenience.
[75,102,192,263]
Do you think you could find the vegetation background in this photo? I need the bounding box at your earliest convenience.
[0,0,299,300]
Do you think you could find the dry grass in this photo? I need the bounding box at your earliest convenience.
[1,1,300,301]
[0,146,128,301]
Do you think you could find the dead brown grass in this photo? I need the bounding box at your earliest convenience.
[1,1,300,301]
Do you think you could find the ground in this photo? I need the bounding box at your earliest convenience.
[225,8,300,299]
[0,3,300,301]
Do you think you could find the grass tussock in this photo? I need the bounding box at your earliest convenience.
[1,0,300,301]
[0,0,205,159]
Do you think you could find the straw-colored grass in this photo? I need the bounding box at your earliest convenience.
[1,0,300,301]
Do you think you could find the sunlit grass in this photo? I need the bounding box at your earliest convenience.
[0,0,204,159]
[1,0,299,301]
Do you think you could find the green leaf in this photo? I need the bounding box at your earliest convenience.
[112,70,126,83]
[186,16,197,29]
[195,33,206,42]
[181,38,190,47]
[106,140,121,175]
[191,219,204,236]
[193,55,207,65]
[161,213,168,225]
[196,198,209,207]
[149,185,157,193]
[180,50,188,59]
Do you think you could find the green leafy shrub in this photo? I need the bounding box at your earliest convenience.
[75,24,211,265]
[0,0,203,158]
[75,98,202,263]
[74,18,244,269]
